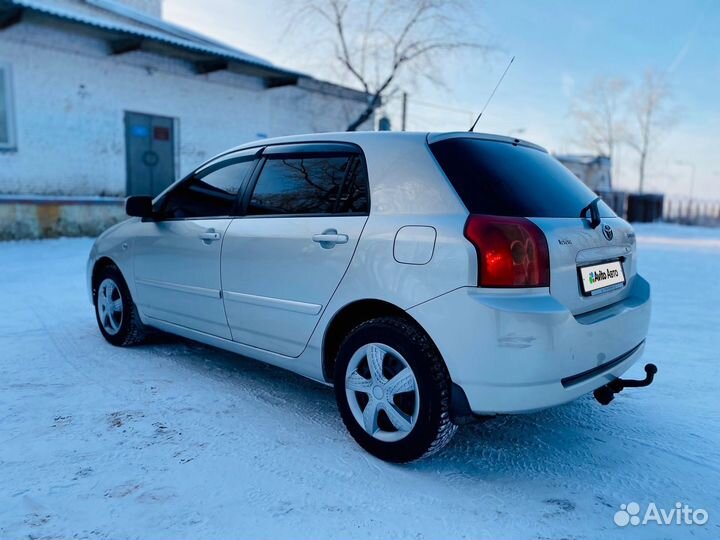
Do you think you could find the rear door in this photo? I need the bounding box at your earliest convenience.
[132,150,258,337]
[221,143,369,357]
[429,136,636,314]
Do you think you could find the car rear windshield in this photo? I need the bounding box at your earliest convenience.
[429,138,615,218]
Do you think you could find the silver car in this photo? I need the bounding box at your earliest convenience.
[87,131,651,462]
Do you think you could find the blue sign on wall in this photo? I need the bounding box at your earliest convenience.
[131,125,150,138]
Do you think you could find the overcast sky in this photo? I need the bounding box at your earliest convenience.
[164,0,719,200]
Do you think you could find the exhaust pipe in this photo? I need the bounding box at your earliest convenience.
[594,363,657,405]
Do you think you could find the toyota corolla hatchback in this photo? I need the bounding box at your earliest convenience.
[88,131,651,462]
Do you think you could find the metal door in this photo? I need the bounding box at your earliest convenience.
[124,112,176,196]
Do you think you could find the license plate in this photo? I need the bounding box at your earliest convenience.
[579,260,625,295]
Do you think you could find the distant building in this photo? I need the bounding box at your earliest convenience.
[555,154,612,193]
[0,0,372,238]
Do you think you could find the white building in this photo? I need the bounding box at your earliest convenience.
[0,0,371,238]
[554,154,612,193]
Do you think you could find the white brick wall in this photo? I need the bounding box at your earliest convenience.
[0,20,370,196]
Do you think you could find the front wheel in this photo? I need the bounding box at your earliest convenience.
[334,317,457,462]
[94,265,146,347]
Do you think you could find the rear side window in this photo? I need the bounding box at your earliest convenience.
[248,155,368,215]
[336,157,369,213]
[429,138,614,218]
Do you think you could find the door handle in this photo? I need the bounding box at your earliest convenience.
[312,229,348,249]
[199,230,221,243]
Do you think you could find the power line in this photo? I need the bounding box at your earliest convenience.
[406,99,475,116]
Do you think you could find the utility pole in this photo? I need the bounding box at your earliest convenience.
[675,160,697,200]
[401,92,408,131]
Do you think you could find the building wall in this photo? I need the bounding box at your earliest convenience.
[0,197,126,240]
[556,156,612,193]
[0,19,370,197]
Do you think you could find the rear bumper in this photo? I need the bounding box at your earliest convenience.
[408,275,651,414]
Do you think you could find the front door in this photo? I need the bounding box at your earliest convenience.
[221,144,370,357]
[132,151,259,338]
[125,111,176,196]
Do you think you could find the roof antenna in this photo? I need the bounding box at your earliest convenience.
[469,56,515,132]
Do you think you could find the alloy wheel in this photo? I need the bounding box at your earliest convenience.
[97,278,123,336]
[345,342,420,442]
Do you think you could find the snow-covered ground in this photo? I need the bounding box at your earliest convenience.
[1,223,718,539]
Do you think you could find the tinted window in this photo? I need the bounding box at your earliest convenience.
[161,158,255,218]
[430,138,614,218]
[337,157,369,213]
[249,155,365,215]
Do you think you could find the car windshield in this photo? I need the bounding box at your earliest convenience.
[429,137,615,218]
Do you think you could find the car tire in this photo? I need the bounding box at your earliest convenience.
[334,316,458,462]
[94,264,146,347]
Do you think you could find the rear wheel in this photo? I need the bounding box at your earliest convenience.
[94,265,146,347]
[334,317,457,462]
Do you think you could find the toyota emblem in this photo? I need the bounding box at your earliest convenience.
[602,224,614,241]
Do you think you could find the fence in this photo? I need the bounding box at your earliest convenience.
[598,191,720,226]
[663,197,720,226]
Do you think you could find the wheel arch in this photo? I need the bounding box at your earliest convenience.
[322,299,435,384]
[322,298,474,422]
[91,256,121,301]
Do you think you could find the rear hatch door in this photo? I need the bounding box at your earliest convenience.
[428,134,636,314]
[530,216,636,315]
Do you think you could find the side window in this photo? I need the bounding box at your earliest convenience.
[0,63,16,150]
[248,155,352,215]
[162,158,256,219]
[336,157,369,213]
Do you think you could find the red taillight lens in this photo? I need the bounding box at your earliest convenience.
[464,215,550,288]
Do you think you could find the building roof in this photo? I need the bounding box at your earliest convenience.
[1,0,369,99]
[554,154,610,165]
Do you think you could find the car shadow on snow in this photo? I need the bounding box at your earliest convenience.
[413,396,656,481]
[138,331,658,480]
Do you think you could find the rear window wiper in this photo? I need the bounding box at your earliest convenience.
[580,197,601,229]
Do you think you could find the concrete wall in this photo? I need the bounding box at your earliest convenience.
[0,197,126,240]
[0,17,370,197]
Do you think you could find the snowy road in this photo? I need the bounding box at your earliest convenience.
[1,224,719,539]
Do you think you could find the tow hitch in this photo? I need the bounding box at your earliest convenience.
[593,363,658,405]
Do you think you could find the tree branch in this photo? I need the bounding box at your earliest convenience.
[289,0,489,131]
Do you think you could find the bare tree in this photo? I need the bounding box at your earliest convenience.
[570,76,629,181]
[626,70,676,193]
[289,0,487,131]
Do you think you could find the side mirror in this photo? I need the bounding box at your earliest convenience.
[126,196,154,218]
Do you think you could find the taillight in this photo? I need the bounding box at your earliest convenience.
[464,215,550,288]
